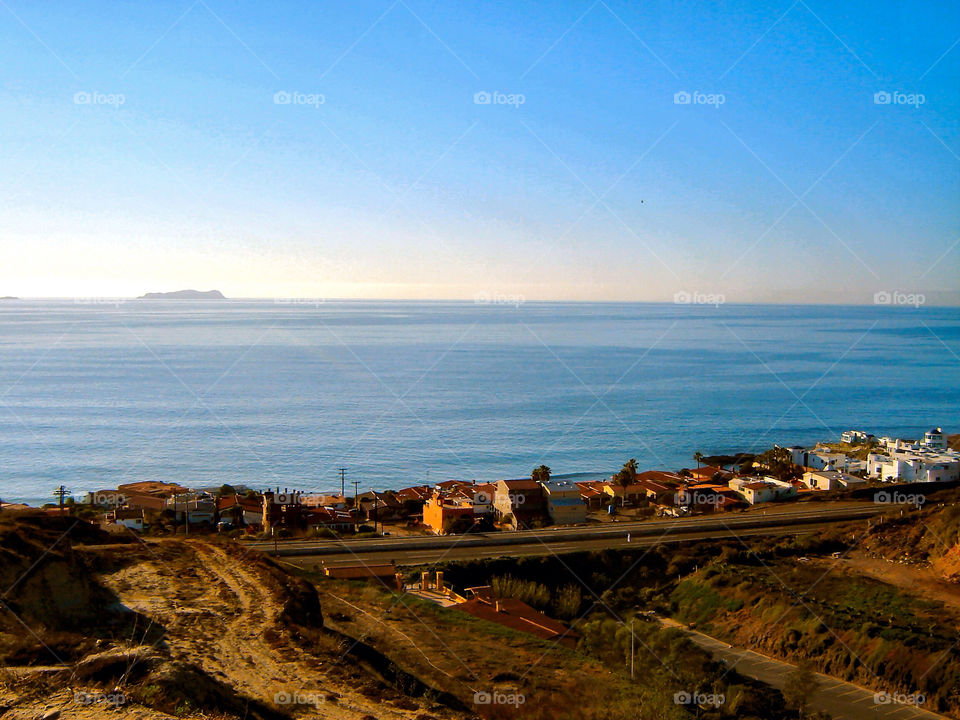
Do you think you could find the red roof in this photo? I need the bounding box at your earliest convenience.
[635,470,683,485]
[498,479,540,491]
[713,495,745,508]
[216,495,261,513]
[435,480,472,490]
[632,480,675,495]
[688,466,730,478]
[124,493,166,511]
[396,486,432,501]
[456,597,578,648]
[575,481,605,497]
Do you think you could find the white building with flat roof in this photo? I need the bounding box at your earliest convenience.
[867,446,959,483]
[840,430,873,444]
[801,470,866,492]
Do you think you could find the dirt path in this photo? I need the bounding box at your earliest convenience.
[655,616,950,720]
[96,540,459,719]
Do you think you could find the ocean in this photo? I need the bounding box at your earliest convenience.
[1,300,957,506]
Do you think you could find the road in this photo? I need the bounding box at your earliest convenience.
[244,504,881,566]
[285,525,827,567]
[656,617,948,720]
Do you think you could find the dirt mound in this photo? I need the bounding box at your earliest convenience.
[0,514,148,665]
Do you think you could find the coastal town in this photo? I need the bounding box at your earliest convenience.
[3,427,955,538]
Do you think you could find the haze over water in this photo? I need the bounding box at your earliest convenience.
[1,300,957,506]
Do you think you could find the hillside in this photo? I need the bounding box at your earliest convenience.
[0,513,466,719]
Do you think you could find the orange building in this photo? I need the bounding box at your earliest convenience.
[422,491,475,535]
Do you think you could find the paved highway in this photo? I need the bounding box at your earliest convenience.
[245,503,881,565]
[283,525,836,567]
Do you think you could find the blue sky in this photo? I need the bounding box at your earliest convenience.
[1,0,958,303]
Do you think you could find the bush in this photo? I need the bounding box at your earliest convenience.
[491,575,551,610]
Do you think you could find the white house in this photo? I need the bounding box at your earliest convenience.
[109,508,146,531]
[738,478,797,504]
[923,427,948,450]
[785,446,851,471]
[867,445,960,483]
[801,470,866,491]
[840,430,873,444]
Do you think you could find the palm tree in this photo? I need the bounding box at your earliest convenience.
[616,458,638,489]
[693,451,704,469]
[614,459,638,505]
[531,465,551,484]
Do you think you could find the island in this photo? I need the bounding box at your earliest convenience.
[137,289,226,300]
[0,296,18,300]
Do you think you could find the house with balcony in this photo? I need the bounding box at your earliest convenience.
[923,427,948,450]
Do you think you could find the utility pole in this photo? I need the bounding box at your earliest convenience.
[372,488,379,534]
[630,618,635,680]
[53,485,70,515]
[339,468,346,499]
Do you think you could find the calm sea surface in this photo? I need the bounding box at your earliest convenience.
[1,300,958,506]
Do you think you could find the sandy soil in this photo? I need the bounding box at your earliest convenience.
[102,541,453,719]
[1,539,469,720]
